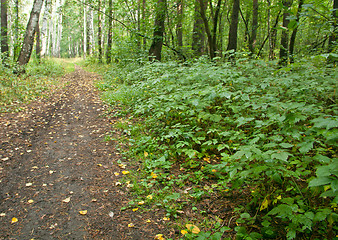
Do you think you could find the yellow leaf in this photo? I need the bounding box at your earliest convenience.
[138,201,145,205]
[114,172,120,176]
[146,219,151,223]
[26,183,33,187]
[211,169,217,173]
[151,172,158,179]
[122,171,130,175]
[186,224,200,234]
[97,164,102,167]
[62,197,71,203]
[181,230,188,235]
[115,182,122,186]
[128,223,134,228]
[147,195,153,200]
[28,199,34,204]
[32,166,38,169]
[154,234,165,240]
[132,208,139,212]
[118,164,126,169]
[79,210,87,215]
[144,151,149,157]
[163,217,170,221]
[11,217,18,223]
[260,198,269,211]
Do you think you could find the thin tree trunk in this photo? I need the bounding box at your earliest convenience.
[17,0,44,66]
[86,3,94,56]
[198,0,214,58]
[289,0,303,63]
[36,22,41,61]
[106,0,112,63]
[13,0,19,60]
[1,0,9,63]
[328,0,338,53]
[97,0,103,63]
[41,0,52,57]
[249,0,258,54]
[192,0,205,55]
[148,0,166,61]
[83,3,87,57]
[176,0,183,48]
[212,0,222,55]
[227,0,240,53]
[279,0,293,65]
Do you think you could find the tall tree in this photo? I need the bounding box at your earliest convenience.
[227,0,240,53]
[328,0,338,53]
[13,0,19,60]
[148,0,166,61]
[86,3,94,56]
[35,22,41,61]
[289,0,303,63]
[106,0,112,63]
[279,0,293,65]
[192,0,205,55]
[41,0,52,57]
[249,0,258,54]
[1,0,9,62]
[97,0,102,63]
[176,0,183,48]
[17,0,44,66]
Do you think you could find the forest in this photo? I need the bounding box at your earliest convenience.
[0,0,337,239]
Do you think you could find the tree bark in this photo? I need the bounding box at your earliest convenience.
[148,0,166,61]
[249,0,258,54]
[198,0,214,58]
[176,0,183,48]
[41,0,52,57]
[192,0,205,55]
[279,0,293,65]
[289,0,303,63]
[17,0,44,66]
[86,3,94,56]
[13,0,19,60]
[35,22,41,61]
[328,0,338,53]
[97,0,103,63]
[106,0,112,63]
[1,0,9,62]
[227,0,240,53]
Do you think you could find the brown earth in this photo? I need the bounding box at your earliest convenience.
[0,66,169,239]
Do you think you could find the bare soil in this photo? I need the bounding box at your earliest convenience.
[0,66,168,239]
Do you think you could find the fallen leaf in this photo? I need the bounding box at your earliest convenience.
[211,169,217,173]
[128,223,134,228]
[26,183,33,187]
[151,172,158,179]
[79,210,87,215]
[109,211,114,219]
[32,166,38,169]
[181,230,188,235]
[144,151,148,157]
[97,164,102,167]
[115,182,122,186]
[42,184,47,187]
[138,201,145,205]
[28,199,34,204]
[118,164,126,169]
[11,217,18,223]
[146,219,151,223]
[62,197,71,203]
[132,208,138,212]
[0,213,6,217]
[163,217,170,221]
[147,195,153,200]
[154,234,165,240]
[92,198,97,202]
[2,157,9,161]
[186,224,200,234]
[49,170,54,174]
[27,150,32,153]
[122,171,130,175]
[114,172,120,176]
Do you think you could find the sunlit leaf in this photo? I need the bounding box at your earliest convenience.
[28,199,34,204]
[185,224,200,234]
[11,217,18,223]
[260,198,269,211]
[79,210,87,215]
[62,197,71,203]
[128,223,135,228]
[122,171,130,175]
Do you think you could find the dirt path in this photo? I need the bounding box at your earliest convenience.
[0,67,168,239]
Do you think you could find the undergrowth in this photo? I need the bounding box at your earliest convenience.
[100,56,337,239]
[0,58,65,113]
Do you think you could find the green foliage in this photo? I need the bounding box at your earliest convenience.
[102,57,337,239]
[0,59,64,112]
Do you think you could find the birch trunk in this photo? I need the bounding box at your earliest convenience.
[17,0,44,66]
[41,0,52,57]
[1,0,9,61]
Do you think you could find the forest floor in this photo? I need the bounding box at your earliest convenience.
[0,66,169,239]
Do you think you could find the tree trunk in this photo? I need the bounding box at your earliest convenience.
[41,0,52,57]
[97,0,103,63]
[83,3,87,57]
[17,0,44,66]
[1,0,9,63]
[249,0,258,54]
[328,0,338,53]
[142,0,146,48]
[289,0,303,63]
[279,0,293,66]
[227,0,240,53]
[106,0,112,63]
[198,0,214,58]
[212,0,222,55]
[35,22,41,61]
[86,3,94,56]
[176,0,183,48]
[192,0,205,55]
[148,0,166,61]
[13,0,19,60]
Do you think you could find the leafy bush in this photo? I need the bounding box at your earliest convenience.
[102,57,337,239]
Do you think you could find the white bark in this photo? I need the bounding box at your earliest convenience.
[41,0,51,56]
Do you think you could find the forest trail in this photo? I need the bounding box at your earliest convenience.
[0,66,168,239]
